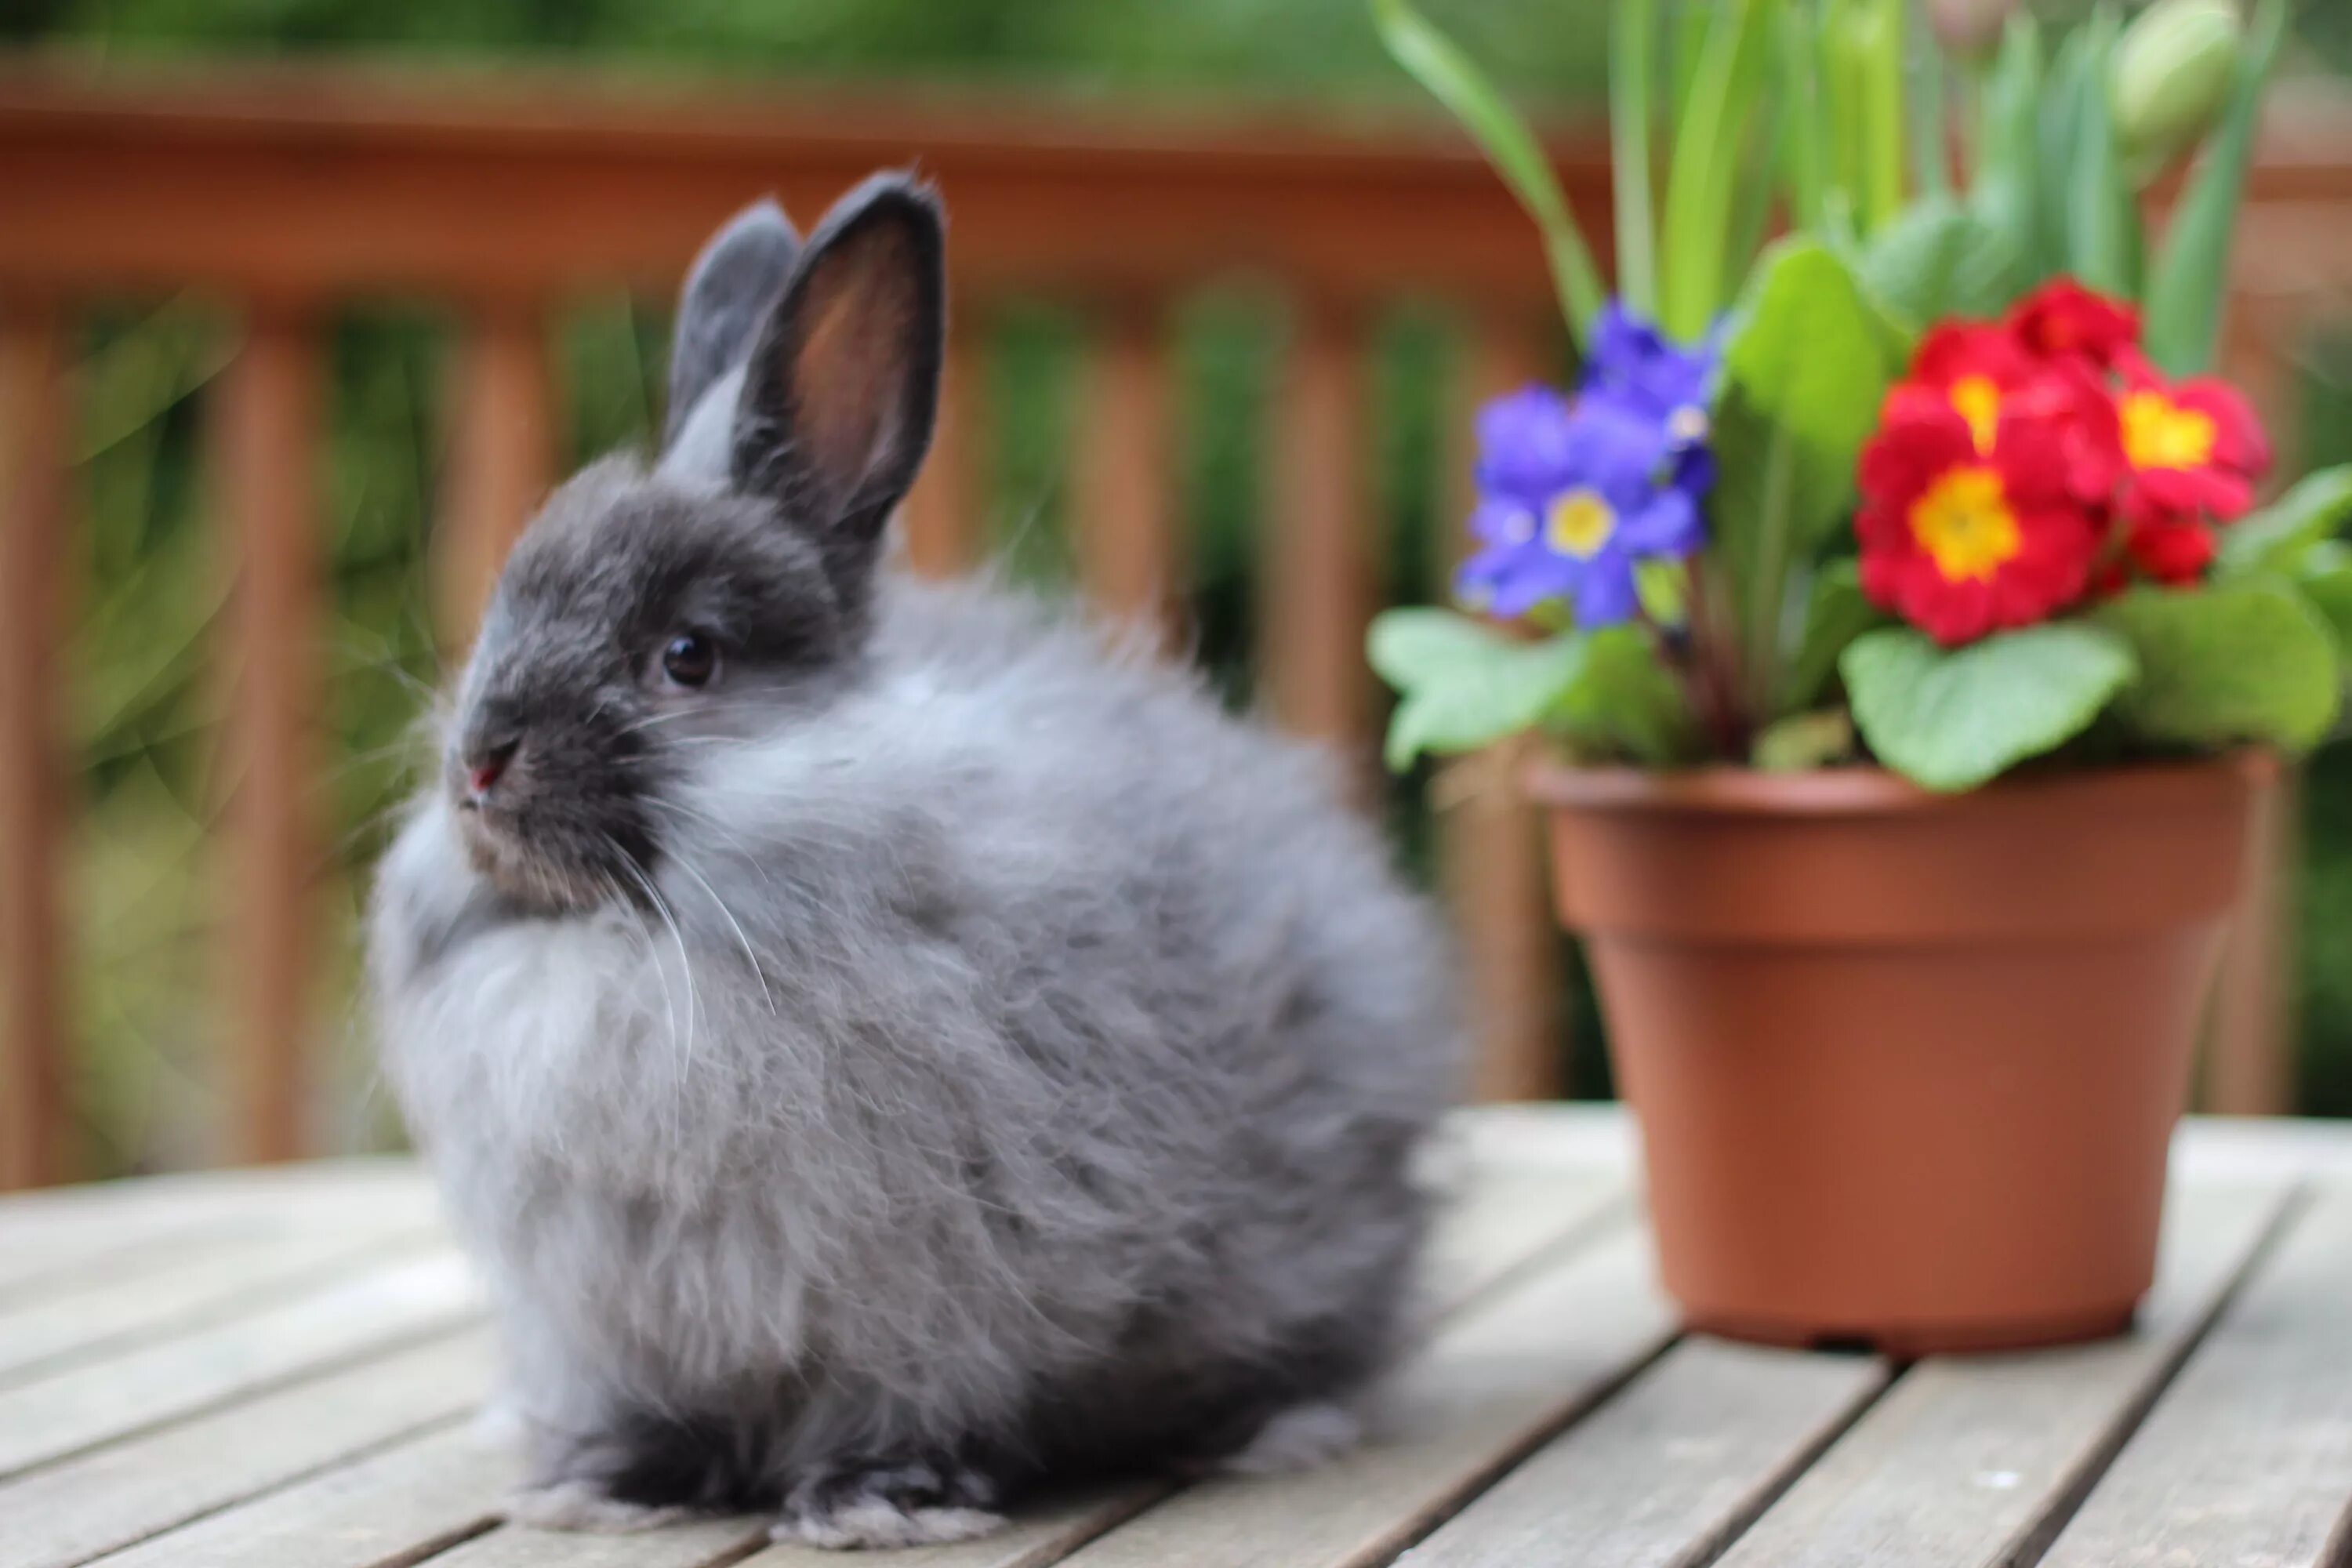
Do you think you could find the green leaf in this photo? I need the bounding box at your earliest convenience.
[1657,0,1777,339]
[1710,240,1908,709]
[1860,196,2025,332]
[2294,541,2352,665]
[1611,0,1660,318]
[1542,623,1697,766]
[2214,466,2352,579]
[1368,610,1588,771]
[1781,560,1884,710]
[2094,581,2342,751]
[2067,9,2143,296]
[1842,623,2138,791]
[1969,16,2044,281]
[2034,24,2094,281]
[1372,0,1605,343]
[2142,0,2288,376]
[1751,709,1857,771]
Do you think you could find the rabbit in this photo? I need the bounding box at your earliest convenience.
[366,172,1458,1551]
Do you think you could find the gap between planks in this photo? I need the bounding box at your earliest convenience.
[1706,1173,2305,1568]
[0,1248,481,1479]
[2037,1181,2352,1568]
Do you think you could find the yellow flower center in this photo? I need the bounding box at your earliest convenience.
[1544,488,1617,560]
[1908,465,2023,583]
[2120,390,2218,470]
[1949,375,2003,455]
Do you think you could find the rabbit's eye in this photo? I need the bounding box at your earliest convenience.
[660,633,719,689]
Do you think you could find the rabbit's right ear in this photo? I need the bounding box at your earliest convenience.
[664,199,801,450]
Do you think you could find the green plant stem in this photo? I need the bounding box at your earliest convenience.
[1658,0,1778,339]
[1744,422,1801,718]
[1857,0,1907,234]
[1911,1,1951,201]
[1612,0,1660,318]
[1780,3,1831,230]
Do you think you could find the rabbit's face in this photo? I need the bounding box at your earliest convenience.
[445,465,851,913]
[438,173,945,914]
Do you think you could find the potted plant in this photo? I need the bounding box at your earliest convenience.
[1372,0,2352,1352]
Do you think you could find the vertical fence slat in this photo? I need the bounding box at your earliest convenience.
[1076,298,1180,645]
[2207,294,2299,1115]
[903,311,982,578]
[435,306,554,654]
[215,308,324,1165]
[1265,300,1371,765]
[1,304,72,1188]
[1446,314,1564,1102]
[2212,763,2297,1115]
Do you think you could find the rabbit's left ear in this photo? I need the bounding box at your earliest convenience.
[731,172,943,606]
[665,198,801,452]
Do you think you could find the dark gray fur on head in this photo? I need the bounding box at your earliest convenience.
[368,170,1458,1551]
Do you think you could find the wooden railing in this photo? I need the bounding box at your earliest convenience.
[2,65,2349,1185]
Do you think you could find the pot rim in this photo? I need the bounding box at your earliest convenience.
[1524,748,2276,818]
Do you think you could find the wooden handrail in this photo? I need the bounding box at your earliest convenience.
[2,66,2349,1180]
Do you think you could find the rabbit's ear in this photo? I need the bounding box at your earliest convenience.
[731,172,942,603]
[666,200,802,451]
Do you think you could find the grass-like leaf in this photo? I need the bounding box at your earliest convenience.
[1372,0,1604,341]
[2142,0,2288,375]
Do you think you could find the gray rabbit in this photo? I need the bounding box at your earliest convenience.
[368,172,1457,1550]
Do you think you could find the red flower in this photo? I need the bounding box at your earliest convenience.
[1909,322,2038,455]
[1857,386,2102,645]
[2006,278,2143,371]
[2119,510,2218,586]
[2112,365,2271,524]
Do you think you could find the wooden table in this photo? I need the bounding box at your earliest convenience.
[2,1106,2348,1568]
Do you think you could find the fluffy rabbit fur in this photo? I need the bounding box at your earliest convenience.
[368,174,1457,1550]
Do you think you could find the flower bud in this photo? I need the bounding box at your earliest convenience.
[2114,0,2243,183]
[1927,0,2019,59]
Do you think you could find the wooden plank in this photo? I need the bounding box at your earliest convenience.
[0,1330,490,1568]
[0,299,72,1190]
[0,1248,479,1477]
[213,304,325,1164]
[0,1214,444,1385]
[902,312,982,579]
[2039,1185,2352,1568]
[1398,1340,1890,1568]
[1423,1165,1622,1318]
[1264,299,1371,771]
[82,1419,513,1568]
[1074,296,1179,648]
[1051,1218,1675,1568]
[0,1159,437,1295]
[1443,310,1562,1105]
[435,303,555,655]
[1712,1176,2298,1568]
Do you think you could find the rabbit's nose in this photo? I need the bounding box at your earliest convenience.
[464,736,520,800]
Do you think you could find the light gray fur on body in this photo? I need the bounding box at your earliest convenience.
[368,176,1456,1548]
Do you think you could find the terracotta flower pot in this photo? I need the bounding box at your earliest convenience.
[1526,753,2267,1356]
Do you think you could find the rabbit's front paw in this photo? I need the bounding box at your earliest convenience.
[506,1479,691,1534]
[772,1457,1007,1551]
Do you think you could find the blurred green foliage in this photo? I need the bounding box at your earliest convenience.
[5,2,2349,1172]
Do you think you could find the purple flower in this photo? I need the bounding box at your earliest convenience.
[1456,390,1706,624]
[1583,303,1724,489]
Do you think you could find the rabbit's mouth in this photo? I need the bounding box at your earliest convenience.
[455,793,651,916]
